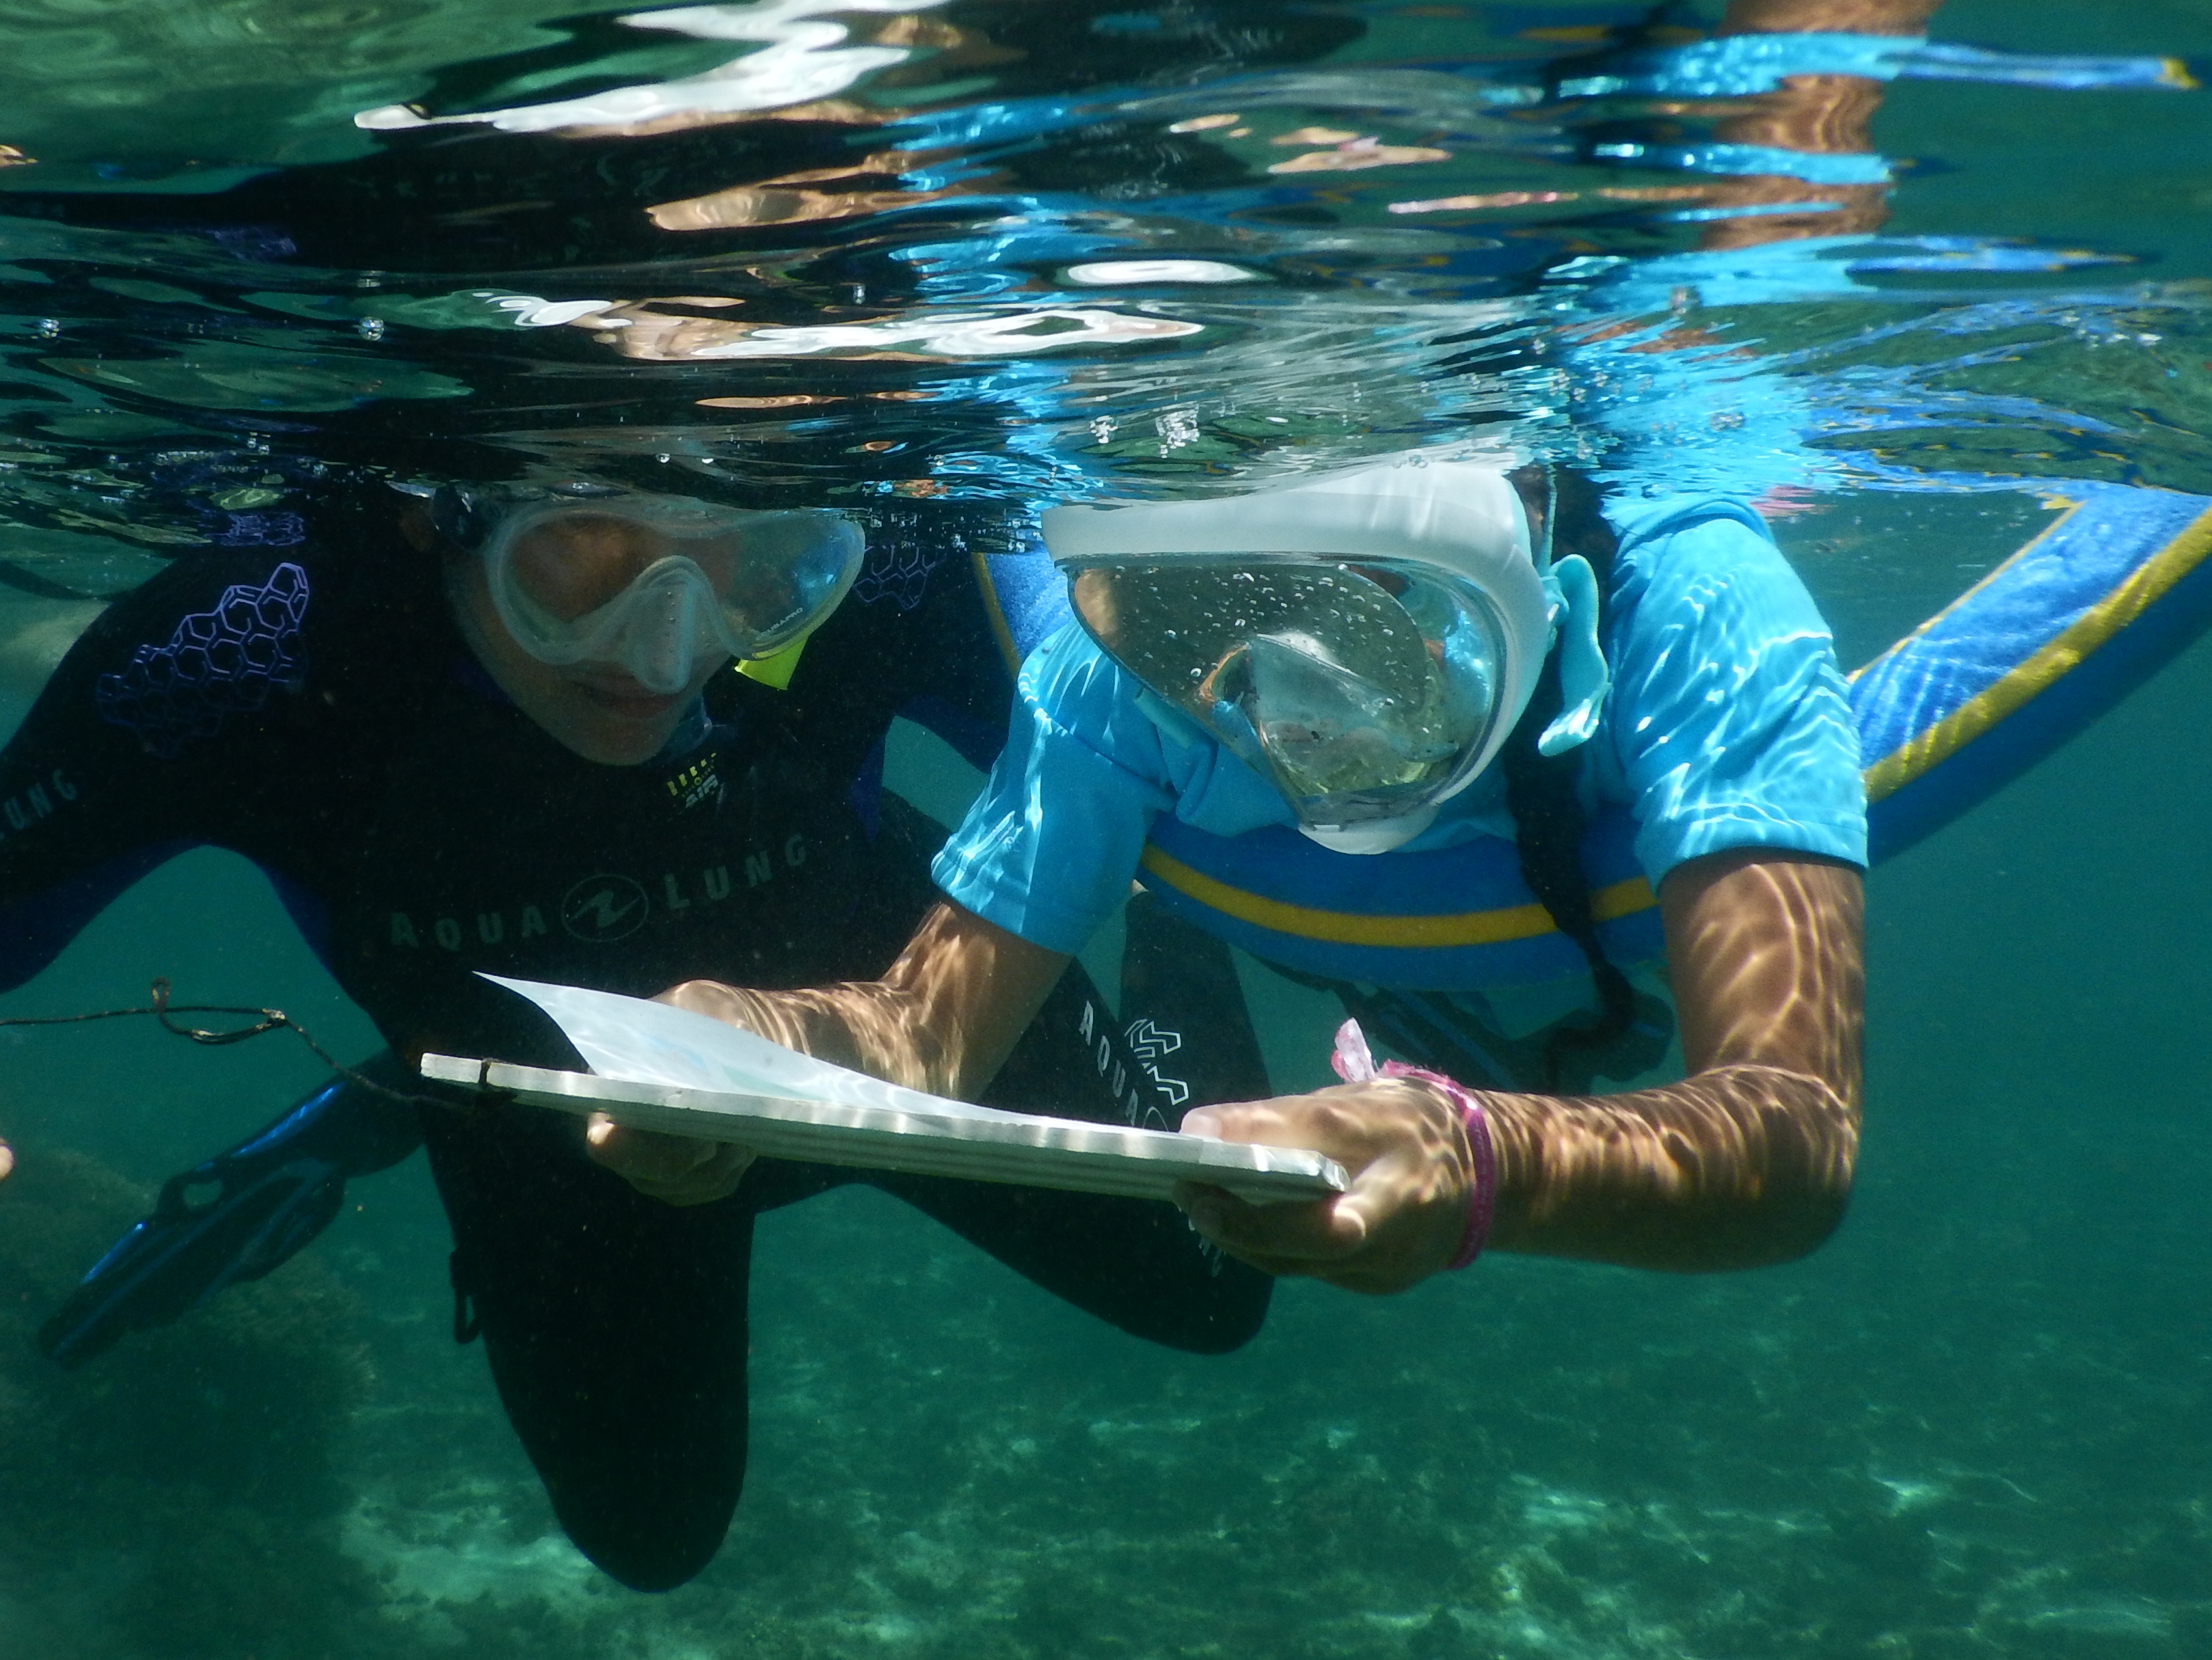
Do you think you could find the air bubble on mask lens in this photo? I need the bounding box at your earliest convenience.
[355,316,386,340]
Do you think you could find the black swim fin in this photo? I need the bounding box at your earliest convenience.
[38,1053,423,1369]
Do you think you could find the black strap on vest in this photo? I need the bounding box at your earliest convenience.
[1496,473,1636,1090]
[1499,653,1638,1090]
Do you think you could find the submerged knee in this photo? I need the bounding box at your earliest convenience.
[556,1491,736,1592]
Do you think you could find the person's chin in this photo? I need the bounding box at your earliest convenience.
[561,682,686,763]
[574,680,686,722]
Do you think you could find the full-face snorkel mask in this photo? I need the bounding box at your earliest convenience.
[1045,456,1610,854]
[435,482,865,696]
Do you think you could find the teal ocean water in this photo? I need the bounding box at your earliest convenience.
[3,3,2212,1655]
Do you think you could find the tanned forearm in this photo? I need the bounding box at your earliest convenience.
[1720,0,1941,34]
[1483,853,1865,1270]
[662,976,953,1091]
[1479,1063,1857,1269]
[663,901,1070,1100]
[1176,854,1863,1287]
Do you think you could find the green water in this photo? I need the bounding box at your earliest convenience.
[3,0,2212,1654]
[3,629,2206,1657]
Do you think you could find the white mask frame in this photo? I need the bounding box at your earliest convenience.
[1046,457,1610,853]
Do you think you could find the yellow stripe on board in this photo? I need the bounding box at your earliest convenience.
[1862,502,2212,802]
[1138,843,1658,947]
[1848,495,2086,688]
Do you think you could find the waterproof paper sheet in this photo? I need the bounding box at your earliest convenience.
[416,975,1347,1205]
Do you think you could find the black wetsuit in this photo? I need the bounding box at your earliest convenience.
[0,490,1271,1590]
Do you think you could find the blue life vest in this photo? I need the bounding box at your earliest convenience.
[976,483,2212,991]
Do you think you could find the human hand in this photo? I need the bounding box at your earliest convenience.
[566,980,771,1205]
[1171,1076,1478,1294]
[584,1115,754,1207]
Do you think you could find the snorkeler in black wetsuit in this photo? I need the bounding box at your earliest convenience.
[0,478,1271,1591]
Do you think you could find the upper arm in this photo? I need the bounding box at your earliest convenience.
[0,553,313,985]
[930,625,1175,956]
[1610,508,1866,1104]
[1608,512,1867,886]
[0,601,181,979]
[1659,850,1863,1106]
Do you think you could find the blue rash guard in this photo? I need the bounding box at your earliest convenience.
[934,495,1867,974]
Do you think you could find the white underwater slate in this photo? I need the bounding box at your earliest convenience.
[415,975,1347,1206]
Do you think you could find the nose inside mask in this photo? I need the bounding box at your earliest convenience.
[561,556,727,695]
[630,566,716,694]
[1213,630,1459,801]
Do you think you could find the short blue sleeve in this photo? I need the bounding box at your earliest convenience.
[1602,500,1867,883]
[931,627,1174,953]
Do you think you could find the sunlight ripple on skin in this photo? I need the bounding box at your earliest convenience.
[1483,854,1864,1268]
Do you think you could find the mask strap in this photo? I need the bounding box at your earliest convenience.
[433,486,495,550]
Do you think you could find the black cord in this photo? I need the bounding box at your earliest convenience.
[0,978,438,1107]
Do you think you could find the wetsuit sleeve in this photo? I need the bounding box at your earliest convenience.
[0,553,314,990]
[931,625,1177,955]
[1603,506,1867,886]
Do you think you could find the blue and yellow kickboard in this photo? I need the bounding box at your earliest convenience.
[980,484,2212,989]
[1853,484,2212,862]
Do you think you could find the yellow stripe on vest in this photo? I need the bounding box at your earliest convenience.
[1861,501,2212,803]
[1137,843,1658,947]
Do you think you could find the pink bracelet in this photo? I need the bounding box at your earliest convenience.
[1330,1020,1496,1270]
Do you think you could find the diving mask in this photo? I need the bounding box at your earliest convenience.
[451,487,865,696]
[1046,458,1608,854]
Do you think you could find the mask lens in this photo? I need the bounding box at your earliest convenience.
[483,495,863,673]
[1069,560,1505,819]
[507,511,673,621]
[704,510,865,652]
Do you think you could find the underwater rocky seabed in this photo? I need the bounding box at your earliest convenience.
[0,617,2204,1660]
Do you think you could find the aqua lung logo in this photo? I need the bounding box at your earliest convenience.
[0,769,76,844]
[383,833,812,953]
[1077,1000,1187,1130]
[562,874,649,943]
[1075,998,1220,1275]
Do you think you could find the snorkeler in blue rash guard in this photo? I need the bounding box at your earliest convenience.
[630,457,1865,1293]
[0,474,1278,1590]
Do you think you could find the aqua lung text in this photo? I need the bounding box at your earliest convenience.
[386,833,809,951]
